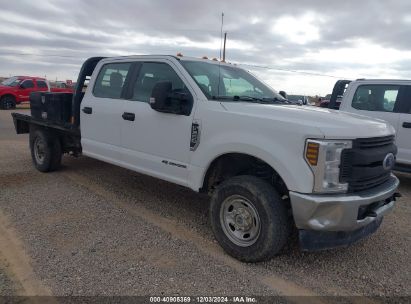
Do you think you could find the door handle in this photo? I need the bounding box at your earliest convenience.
[122,112,135,121]
[403,122,411,128]
[82,107,92,114]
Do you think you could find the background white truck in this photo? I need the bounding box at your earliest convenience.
[327,79,411,172]
[12,55,401,262]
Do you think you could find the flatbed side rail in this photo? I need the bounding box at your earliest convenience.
[11,113,80,137]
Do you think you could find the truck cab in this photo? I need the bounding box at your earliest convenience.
[331,79,411,171]
[11,55,401,262]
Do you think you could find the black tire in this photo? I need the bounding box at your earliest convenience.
[29,129,62,172]
[210,175,290,262]
[0,95,16,110]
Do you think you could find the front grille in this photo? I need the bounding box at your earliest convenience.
[340,136,396,193]
[353,135,395,149]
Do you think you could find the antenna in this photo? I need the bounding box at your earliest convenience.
[222,32,227,62]
[219,13,224,60]
[217,12,224,98]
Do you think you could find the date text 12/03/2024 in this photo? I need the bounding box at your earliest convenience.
[149,296,257,303]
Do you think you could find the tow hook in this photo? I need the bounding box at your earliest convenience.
[393,192,402,201]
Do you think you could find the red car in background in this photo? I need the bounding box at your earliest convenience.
[0,76,73,109]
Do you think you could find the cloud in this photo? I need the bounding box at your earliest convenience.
[271,12,324,44]
[0,0,410,95]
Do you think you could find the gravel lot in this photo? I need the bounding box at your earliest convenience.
[0,264,19,296]
[0,108,410,298]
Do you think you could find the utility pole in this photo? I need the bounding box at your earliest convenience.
[222,32,227,62]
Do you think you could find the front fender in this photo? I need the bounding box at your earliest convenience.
[189,131,315,193]
[0,91,18,102]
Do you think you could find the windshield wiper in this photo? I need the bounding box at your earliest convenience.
[235,96,289,104]
[234,95,265,102]
[212,95,286,103]
[262,97,289,104]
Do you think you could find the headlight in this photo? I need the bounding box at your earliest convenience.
[305,139,352,193]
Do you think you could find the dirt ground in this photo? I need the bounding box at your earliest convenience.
[0,108,410,300]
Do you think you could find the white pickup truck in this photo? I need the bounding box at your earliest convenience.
[12,55,401,262]
[327,79,411,172]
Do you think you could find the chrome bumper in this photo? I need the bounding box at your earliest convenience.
[289,174,400,231]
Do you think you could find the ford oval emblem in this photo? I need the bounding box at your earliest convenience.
[382,153,395,171]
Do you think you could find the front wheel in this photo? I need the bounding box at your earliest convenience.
[0,96,16,110]
[210,175,290,262]
[29,129,62,172]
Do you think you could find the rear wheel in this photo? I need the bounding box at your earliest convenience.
[210,175,290,262]
[29,129,62,172]
[0,95,16,110]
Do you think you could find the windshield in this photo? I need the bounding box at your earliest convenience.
[180,60,285,102]
[2,76,22,87]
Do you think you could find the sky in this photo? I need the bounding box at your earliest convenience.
[0,0,410,96]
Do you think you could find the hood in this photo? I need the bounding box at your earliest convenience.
[221,102,395,139]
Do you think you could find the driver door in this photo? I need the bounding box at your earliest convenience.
[119,60,196,186]
[18,79,35,102]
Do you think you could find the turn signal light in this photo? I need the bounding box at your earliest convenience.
[306,142,319,166]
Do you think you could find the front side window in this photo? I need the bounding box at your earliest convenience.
[180,60,284,101]
[132,62,186,102]
[352,85,400,112]
[37,80,48,88]
[93,62,131,99]
[21,80,34,89]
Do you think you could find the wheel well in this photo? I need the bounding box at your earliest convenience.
[29,125,81,156]
[1,94,16,101]
[201,153,289,198]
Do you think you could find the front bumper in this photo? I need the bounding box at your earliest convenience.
[290,174,400,251]
[289,174,399,232]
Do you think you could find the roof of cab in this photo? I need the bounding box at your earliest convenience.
[99,54,237,67]
[16,76,46,80]
[354,78,411,83]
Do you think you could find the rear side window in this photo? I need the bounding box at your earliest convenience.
[37,80,48,88]
[132,62,186,103]
[93,62,132,99]
[352,85,400,112]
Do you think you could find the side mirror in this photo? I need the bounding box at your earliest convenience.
[150,81,192,115]
[150,81,172,111]
[279,91,287,99]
